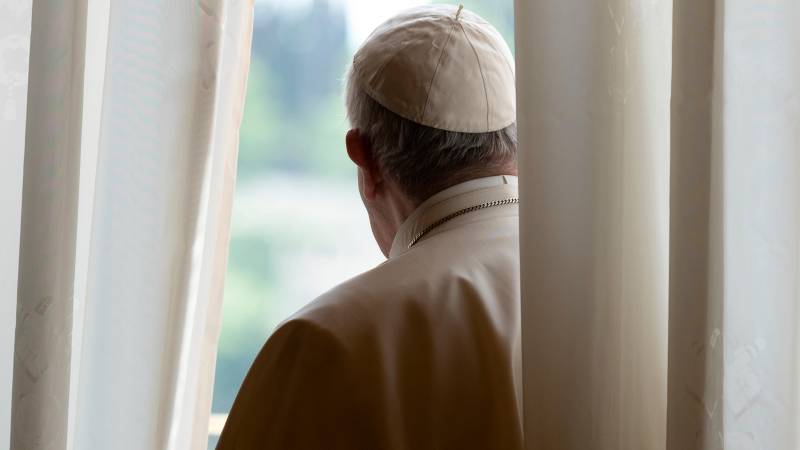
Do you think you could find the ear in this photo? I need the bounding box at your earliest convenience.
[346,129,383,200]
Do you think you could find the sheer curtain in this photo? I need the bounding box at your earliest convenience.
[3,0,253,449]
[516,0,800,449]
[0,1,31,448]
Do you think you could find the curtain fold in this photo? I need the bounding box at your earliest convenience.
[668,1,800,448]
[7,1,253,449]
[517,0,800,449]
[516,0,670,448]
[0,1,33,448]
[168,3,254,449]
[666,1,723,447]
[11,0,88,448]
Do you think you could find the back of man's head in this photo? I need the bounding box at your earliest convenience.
[345,4,517,204]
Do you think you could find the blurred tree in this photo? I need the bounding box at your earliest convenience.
[237,59,282,177]
[235,0,352,180]
[252,0,349,114]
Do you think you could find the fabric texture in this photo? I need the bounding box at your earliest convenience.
[352,4,515,133]
[515,1,800,449]
[218,176,523,450]
[5,1,253,449]
[0,1,31,445]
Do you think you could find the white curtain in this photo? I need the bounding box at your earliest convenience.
[3,0,253,449]
[516,0,800,449]
[0,1,32,448]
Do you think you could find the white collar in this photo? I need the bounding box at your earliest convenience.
[388,175,518,258]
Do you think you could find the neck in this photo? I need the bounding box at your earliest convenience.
[370,171,518,256]
[370,184,416,256]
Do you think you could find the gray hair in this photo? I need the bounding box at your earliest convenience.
[345,68,517,204]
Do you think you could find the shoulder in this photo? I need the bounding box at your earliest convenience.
[289,253,430,318]
[278,256,425,347]
[265,317,346,357]
[219,318,366,449]
[241,317,352,393]
[284,222,518,342]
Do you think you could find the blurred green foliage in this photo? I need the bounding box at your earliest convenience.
[236,1,352,180]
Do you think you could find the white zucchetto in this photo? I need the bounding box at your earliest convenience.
[352,4,516,133]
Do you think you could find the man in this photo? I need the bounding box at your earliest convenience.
[218,4,521,449]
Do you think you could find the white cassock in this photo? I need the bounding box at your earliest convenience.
[217,175,522,450]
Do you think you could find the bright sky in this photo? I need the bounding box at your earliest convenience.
[255,0,431,49]
[339,0,430,47]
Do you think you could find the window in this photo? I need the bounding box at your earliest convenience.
[208,0,514,445]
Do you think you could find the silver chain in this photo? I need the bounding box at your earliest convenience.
[407,197,519,249]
